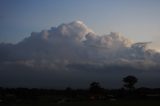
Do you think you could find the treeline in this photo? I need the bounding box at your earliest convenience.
[0,75,160,104]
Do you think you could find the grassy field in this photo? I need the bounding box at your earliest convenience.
[1,100,160,106]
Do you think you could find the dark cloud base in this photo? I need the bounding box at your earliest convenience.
[0,62,160,89]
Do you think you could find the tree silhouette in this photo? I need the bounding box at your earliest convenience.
[89,82,101,92]
[89,82,104,100]
[123,75,138,90]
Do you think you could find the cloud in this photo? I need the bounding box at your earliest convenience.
[0,21,160,88]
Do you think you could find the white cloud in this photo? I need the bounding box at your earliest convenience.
[1,20,160,67]
[0,21,160,88]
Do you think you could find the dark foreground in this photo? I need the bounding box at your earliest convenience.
[1,85,160,106]
[1,100,160,106]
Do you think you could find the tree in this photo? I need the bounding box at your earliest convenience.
[89,82,101,93]
[123,75,138,90]
[89,82,104,100]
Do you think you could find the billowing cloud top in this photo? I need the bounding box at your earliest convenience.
[1,21,159,66]
[0,21,160,88]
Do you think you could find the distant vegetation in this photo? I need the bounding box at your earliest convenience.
[0,75,160,105]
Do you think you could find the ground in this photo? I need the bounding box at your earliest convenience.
[1,100,160,106]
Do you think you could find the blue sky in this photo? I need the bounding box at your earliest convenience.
[0,0,160,46]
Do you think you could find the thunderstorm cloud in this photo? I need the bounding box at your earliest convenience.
[0,21,160,88]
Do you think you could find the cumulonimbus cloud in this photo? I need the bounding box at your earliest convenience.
[0,21,160,88]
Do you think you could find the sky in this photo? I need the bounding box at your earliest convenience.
[0,0,160,45]
[1,0,160,88]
